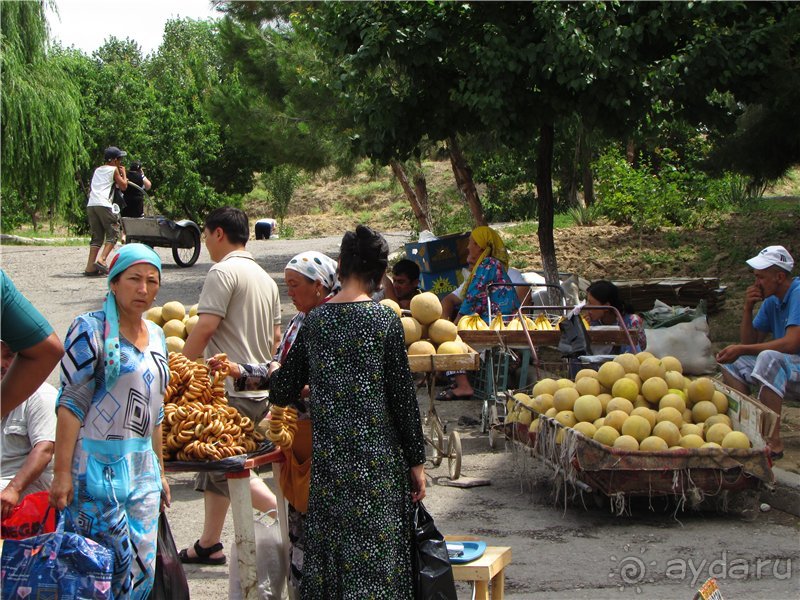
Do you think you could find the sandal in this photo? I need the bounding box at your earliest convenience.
[178,540,226,565]
[436,388,474,401]
[82,270,103,277]
[93,261,109,275]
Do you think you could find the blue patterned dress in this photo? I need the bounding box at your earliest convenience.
[458,256,520,322]
[58,311,168,599]
[269,301,425,599]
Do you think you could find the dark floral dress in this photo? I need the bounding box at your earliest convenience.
[269,301,426,599]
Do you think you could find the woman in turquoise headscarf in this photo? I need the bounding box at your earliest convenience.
[50,244,170,600]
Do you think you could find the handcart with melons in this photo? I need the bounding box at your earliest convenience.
[480,298,779,517]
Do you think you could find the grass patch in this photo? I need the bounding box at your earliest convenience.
[345,179,396,203]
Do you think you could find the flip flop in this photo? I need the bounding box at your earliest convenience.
[436,388,474,401]
[178,540,226,565]
[93,261,109,275]
[82,270,103,277]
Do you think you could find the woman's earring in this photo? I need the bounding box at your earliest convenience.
[316,291,321,297]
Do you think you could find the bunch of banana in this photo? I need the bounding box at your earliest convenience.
[506,315,536,330]
[162,352,263,461]
[556,315,592,330]
[456,313,489,331]
[489,314,506,331]
[266,405,298,448]
[533,313,555,331]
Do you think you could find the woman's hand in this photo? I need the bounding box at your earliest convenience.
[49,471,74,510]
[160,475,171,510]
[410,463,426,502]
[208,353,239,378]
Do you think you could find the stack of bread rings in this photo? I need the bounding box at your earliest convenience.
[266,405,298,449]
[162,352,264,461]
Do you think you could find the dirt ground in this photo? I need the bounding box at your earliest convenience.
[2,239,799,599]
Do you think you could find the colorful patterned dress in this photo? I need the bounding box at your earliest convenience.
[269,301,425,599]
[458,256,520,322]
[58,311,168,599]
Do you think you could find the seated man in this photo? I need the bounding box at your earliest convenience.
[0,340,58,518]
[379,259,421,310]
[716,245,800,459]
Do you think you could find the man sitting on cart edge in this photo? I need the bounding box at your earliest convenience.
[376,258,422,310]
[716,245,800,460]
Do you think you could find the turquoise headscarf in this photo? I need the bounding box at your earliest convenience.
[103,244,162,389]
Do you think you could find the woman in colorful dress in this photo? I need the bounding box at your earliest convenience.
[268,225,426,599]
[50,243,170,599]
[210,250,340,593]
[586,279,647,354]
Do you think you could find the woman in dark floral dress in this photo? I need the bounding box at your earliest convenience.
[269,225,426,599]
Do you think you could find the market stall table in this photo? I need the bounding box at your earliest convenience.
[165,448,287,600]
[446,536,512,600]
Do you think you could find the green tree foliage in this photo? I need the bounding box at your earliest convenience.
[261,165,300,227]
[1,1,86,231]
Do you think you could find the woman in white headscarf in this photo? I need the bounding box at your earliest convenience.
[209,250,339,592]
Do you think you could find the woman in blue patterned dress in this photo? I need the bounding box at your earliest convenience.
[50,244,170,599]
[268,225,426,599]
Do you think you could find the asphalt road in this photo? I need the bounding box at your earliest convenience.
[2,236,798,599]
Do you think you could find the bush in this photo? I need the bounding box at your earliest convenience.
[261,165,300,227]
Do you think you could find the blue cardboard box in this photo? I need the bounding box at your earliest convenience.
[419,268,467,298]
[405,232,470,273]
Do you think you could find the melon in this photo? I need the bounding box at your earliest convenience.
[380,298,402,317]
[575,376,601,397]
[165,336,185,353]
[145,306,164,326]
[533,394,554,413]
[575,369,600,381]
[573,395,603,423]
[185,314,199,335]
[653,421,681,447]
[556,378,576,389]
[593,417,605,429]
[532,378,559,397]
[623,373,643,390]
[711,391,730,415]
[679,434,705,449]
[407,340,436,355]
[682,408,694,425]
[638,357,666,382]
[660,356,683,374]
[635,351,655,364]
[593,425,620,446]
[691,400,718,424]
[656,406,683,427]
[680,423,704,437]
[621,415,652,442]
[614,435,640,451]
[409,292,442,325]
[544,407,558,418]
[513,392,533,408]
[437,341,463,355]
[641,377,668,403]
[163,319,187,340]
[529,418,540,432]
[687,377,715,405]
[705,423,733,445]
[162,301,186,322]
[664,370,686,391]
[597,394,612,413]
[613,353,640,374]
[721,431,750,449]
[705,414,732,429]
[189,303,199,317]
[555,411,577,428]
[400,317,423,345]
[573,421,597,438]
[701,442,722,449]
[640,436,669,452]
[659,393,686,413]
[428,319,458,344]
[630,407,657,429]
[553,387,580,412]
[604,410,629,432]
[611,378,639,403]
[597,361,626,389]
[606,397,634,415]
[517,409,533,426]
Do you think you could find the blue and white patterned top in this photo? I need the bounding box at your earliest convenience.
[57,311,168,441]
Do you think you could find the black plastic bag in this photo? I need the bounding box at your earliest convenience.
[558,313,593,358]
[149,512,190,600]
[412,502,457,600]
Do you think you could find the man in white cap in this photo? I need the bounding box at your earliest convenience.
[716,245,800,459]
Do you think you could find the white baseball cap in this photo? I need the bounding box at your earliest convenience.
[746,245,794,272]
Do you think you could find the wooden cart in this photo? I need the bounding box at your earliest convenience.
[408,351,480,480]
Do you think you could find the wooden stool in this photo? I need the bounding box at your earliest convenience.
[446,536,512,600]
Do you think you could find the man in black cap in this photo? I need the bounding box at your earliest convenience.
[84,146,128,275]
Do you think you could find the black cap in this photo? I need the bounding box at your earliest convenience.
[130,161,142,171]
[104,146,127,161]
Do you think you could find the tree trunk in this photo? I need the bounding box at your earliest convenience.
[447,135,486,227]
[580,130,595,206]
[536,123,561,305]
[626,138,636,165]
[389,159,432,232]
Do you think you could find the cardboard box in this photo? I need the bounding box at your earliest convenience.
[405,232,470,273]
[712,380,779,449]
[419,268,466,299]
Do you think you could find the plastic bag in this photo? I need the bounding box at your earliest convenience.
[229,514,288,600]
[644,316,716,375]
[0,490,56,539]
[149,512,190,600]
[412,502,457,600]
[558,313,593,358]
[1,509,114,599]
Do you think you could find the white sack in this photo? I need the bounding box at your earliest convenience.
[644,317,717,375]
[229,517,289,600]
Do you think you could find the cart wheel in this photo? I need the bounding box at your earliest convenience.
[447,430,462,480]
[173,227,201,267]
[428,420,444,467]
[488,405,500,449]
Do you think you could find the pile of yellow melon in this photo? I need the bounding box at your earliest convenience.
[508,351,753,451]
[384,292,470,356]
[145,301,199,353]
